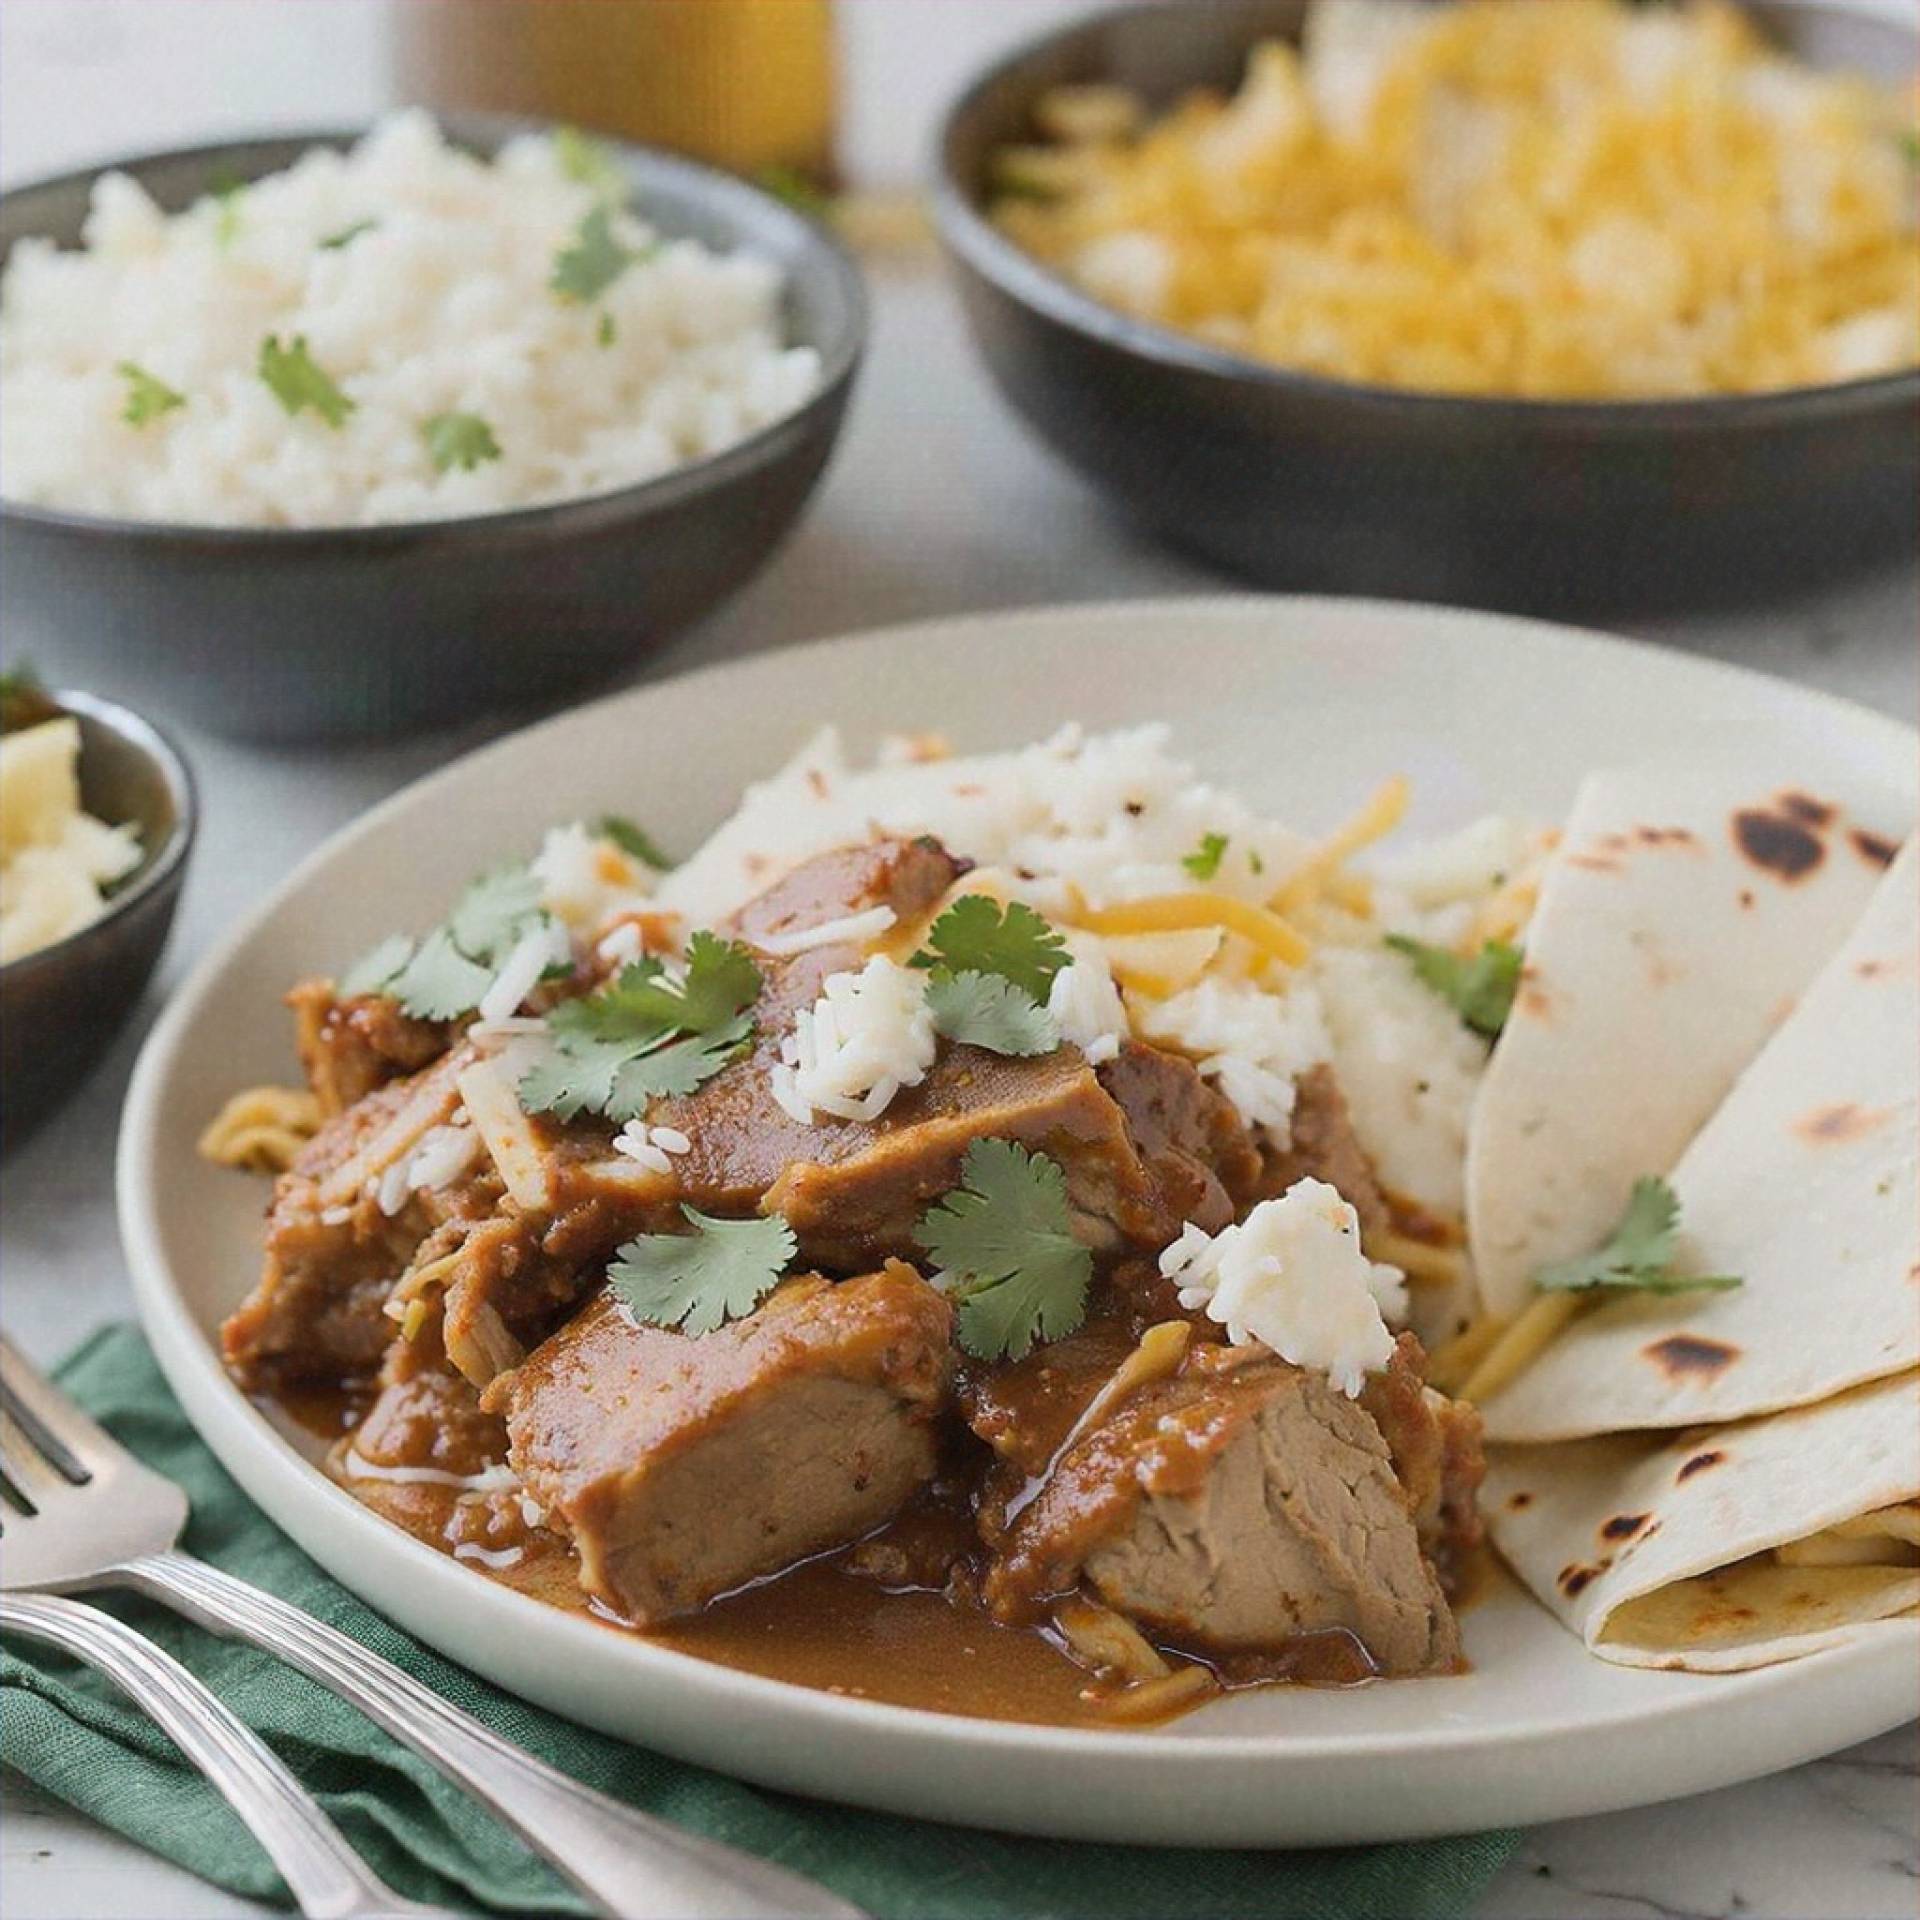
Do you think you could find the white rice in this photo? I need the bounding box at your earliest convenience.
[0,111,821,527]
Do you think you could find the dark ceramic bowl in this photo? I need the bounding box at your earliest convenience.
[935,0,1920,617]
[1,688,195,1148]
[0,120,866,742]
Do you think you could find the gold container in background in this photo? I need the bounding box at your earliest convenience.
[393,0,837,182]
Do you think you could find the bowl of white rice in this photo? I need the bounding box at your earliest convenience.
[0,113,866,741]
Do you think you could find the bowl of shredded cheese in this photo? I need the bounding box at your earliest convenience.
[935,0,1920,611]
[0,679,194,1147]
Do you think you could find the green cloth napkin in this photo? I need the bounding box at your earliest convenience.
[1,1326,1517,1919]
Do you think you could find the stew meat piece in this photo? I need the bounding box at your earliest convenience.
[490,1264,955,1624]
[289,979,453,1118]
[982,1343,1461,1677]
[652,840,1228,1268]
[1259,1062,1389,1236]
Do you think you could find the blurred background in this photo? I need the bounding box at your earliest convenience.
[1,0,1108,190]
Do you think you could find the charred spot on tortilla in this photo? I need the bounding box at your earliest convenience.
[1516,982,1552,1022]
[1645,1335,1740,1379]
[1566,852,1624,873]
[1599,1512,1651,1542]
[1793,1101,1891,1145]
[1851,828,1898,869]
[1775,791,1835,829]
[1558,1561,1606,1597]
[1506,1491,1534,1513]
[1632,825,1700,849]
[1732,808,1824,881]
[1738,888,1756,909]
[1676,1448,1726,1482]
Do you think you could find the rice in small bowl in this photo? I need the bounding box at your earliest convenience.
[0,115,865,739]
[0,111,825,528]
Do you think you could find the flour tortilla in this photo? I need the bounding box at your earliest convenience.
[1483,1370,1920,1671]
[1466,768,1900,1320]
[1480,836,1917,1442]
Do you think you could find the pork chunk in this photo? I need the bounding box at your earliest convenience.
[1261,1062,1389,1237]
[653,839,1183,1268]
[1096,1042,1262,1238]
[985,1345,1460,1676]
[493,1264,954,1624]
[290,979,453,1118]
[1360,1334,1485,1583]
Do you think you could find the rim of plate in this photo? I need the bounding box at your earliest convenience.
[117,594,1919,1780]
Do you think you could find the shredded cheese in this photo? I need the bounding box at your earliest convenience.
[1076,892,1310,968]
[1273,777,1411,914]
[1457,1291,1589,1404]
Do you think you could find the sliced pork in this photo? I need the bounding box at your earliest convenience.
[492,1264,954,1623]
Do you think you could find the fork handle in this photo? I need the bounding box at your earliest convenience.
[0,1592,447,1919]
[114,1550,865,1920]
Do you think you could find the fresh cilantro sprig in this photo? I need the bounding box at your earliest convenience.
[1537,1177,1742,1297]
[756,165,832,218]
[607,1206,797,1336]
[341,865,556,1018]
[1182,832,1228,881]
[259,334,355,428]
[910,896,1068,1001]
[518,932,761,1124]
[422,411,503,474]
[916,1140,1091,1361]
[1386,934,1523,1039]
[595,814,674,870]
[908,896,1068,1059]
[320,218,378,251]
[554,126,622,195]
[551,204,649,303]
[210,173,245,249]
[924,970,1058,1056]
[117,362,185,427]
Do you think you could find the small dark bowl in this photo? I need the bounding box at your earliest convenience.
[935,0,1920,616]
[0,119,866,742]
[1,689,195,1149]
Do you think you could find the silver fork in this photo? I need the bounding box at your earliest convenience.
[0,1335,865,1920]
[0,1589,453,1919]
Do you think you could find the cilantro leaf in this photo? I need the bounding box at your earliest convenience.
[211,173,245,249]
[341,862,552,1019]
[551,204,644,303]
[386,929,495,1021]
[1386,934,1523,1038]
[446,866,545,960]
[915,1139,1091,1361]
[519,936,761,1123]
[594,813,673,869]
[339,932,414,998]
[925,969,1059,1056]
[258,334,355,428]
[554,126,622,194]
[1182,832,1229,881]
[756,165,832,218]
[1537,1177,1742,1296]
[320,218,378,250]
[117,362,185,427]
[597,310,616,348]
[422,411,503,474]
[910,896,1068,1003]
[607,1205,797,1336]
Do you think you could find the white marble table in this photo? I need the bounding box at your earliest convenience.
[2,5,1916,1916]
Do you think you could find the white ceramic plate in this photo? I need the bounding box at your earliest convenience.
[119,598,1920,1847]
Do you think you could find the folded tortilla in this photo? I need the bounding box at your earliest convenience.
[1484,1370,1920,1671]
[1480,836,1917,1442]
[1466,769,1899,1320]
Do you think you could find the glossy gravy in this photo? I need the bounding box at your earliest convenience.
[272,1384,1391,1728]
